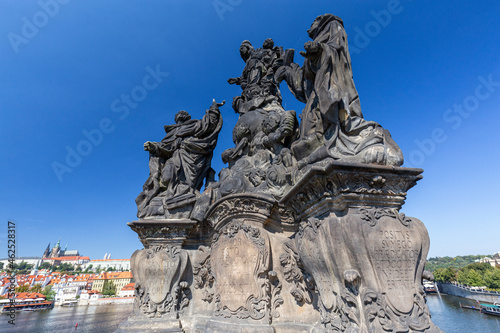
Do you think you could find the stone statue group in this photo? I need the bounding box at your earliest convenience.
[121,14,441,333]
[136,14,403,220]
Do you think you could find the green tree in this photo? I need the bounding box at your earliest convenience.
[434,267,457,282]
[457,270,467,284]
[433,268,446,282]
[56,263,75,273]
[466,269,485,286]
[18,262,28,270]
[425,255,486,273]
[484,269,500,290]
[16,284,30,293]
[14,262,34,274]
[0,262,4,270]
[30,284,43,293]
[102,280,117,296]
[41,285,56,301]
[39,262,51,270]
[463,262,494,275]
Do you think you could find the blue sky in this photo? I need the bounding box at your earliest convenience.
[1,0,499,260]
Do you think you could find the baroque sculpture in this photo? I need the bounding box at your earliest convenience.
[278,14,403,167]
[135,100,224,219]
[118,14,442,333]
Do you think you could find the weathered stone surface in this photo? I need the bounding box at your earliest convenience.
[115,316,183,332]
[212,223,271,319]
[121,13,442,333]
[279,159,423,220]
[128,219,197,248]
[209,39,299,200]
[292,211,433,332]
[136,100,223,219]
[278,14,403,167]
[213,228,262,310]
[131,244,190,319]
[195,195,285,330]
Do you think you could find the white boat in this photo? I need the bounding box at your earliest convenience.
[423,281,437,294]
[478,302,500,317]
[60,299,78,307]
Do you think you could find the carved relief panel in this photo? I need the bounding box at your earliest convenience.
[131,245,190,318]
[211,222,273,321]
[289,208,435,332]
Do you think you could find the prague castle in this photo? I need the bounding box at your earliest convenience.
[42,238,80,258]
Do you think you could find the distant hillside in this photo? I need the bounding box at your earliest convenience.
[425,255,486,272]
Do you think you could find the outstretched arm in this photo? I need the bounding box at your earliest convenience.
[276,62,307,104]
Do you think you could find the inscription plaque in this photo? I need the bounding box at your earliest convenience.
[366,216,422,313]
[146,253,181,304]
[213,231,260,309]
[130,245,189,318]
[209,222,271,320]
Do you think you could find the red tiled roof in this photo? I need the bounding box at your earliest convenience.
[0,278,11,286]
[121,283,135,291]
[48,278,61,285]
[96,271,133,280]
[15,292,45,300]
[50,256,88,261]
[73,275,90,282]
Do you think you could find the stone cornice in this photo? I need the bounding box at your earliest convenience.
[280,160,423,219]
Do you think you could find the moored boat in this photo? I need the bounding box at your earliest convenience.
[60,299,78,307]
[478,302,500,317]
[1,300,54,312]
[423,281,438,294]
[459,302,480,311]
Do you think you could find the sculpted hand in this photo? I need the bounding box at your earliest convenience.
[143,141,156,152]
[221,148,233,164]
[262,135,271,147]
[275,66,288,83]
[300,41,321,58]
[227,77,240,85]
[363,146,386,165]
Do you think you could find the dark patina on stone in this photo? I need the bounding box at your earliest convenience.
[119,14,442,333]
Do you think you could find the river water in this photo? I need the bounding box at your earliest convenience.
[0,303,133,333]
[0,294,499,332]
[426,293,500,333]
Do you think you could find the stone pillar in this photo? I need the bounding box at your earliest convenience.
[279,161,442,333]
[194,194,286,333]
[116,219,195,332]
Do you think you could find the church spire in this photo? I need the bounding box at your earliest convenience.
[42,243,51,258]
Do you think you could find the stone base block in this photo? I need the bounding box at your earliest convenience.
[204,319,275,333]
[115,316,183,332]
[272,323,320,333]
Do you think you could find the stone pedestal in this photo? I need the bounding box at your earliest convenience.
[116,219,196,332]
[120,161,441,332]
[195,194,287,333]
[276,161,441,332]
